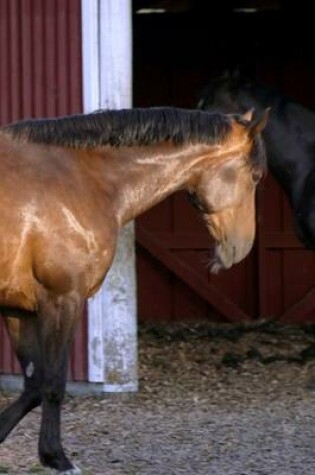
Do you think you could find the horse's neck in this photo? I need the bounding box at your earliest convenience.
[101,143,209,226]
[264,101,315,204]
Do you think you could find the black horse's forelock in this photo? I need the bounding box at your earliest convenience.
[3,107,234,149]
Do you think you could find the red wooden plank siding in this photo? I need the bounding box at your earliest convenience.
[9,0,22,122]
[21,0,34,118]
[0,0,87,380]
[33,0,45,117]
[0,1,9,124]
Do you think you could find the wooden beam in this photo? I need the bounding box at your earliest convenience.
[263,232,304,249]
[136,231,213,249]
[280,287,315,323]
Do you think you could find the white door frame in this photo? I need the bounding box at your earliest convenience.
[81,0,138,392]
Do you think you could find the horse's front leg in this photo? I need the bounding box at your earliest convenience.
[37,289,83,474]
[0,311,42,443]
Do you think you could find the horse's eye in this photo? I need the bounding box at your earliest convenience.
[187,192,207,212]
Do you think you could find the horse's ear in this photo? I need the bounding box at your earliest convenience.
[248,107,271,137]
[241,109,254,122]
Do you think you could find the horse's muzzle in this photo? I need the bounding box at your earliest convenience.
[210,239,254,273]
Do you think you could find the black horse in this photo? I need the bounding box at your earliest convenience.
[198,71,315,249]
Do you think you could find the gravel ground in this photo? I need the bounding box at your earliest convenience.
[1,321,315,474]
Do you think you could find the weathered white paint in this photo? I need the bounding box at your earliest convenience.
[81,0,100,115]
[81,0,137,391]
[102,225,138,392]
[99,0,132,109]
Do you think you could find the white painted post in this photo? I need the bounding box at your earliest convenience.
[81,0,138,392]
[81,0,104,385]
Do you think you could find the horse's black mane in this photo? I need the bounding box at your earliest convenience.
[3,107,234,149]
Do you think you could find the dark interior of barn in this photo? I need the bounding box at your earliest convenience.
[133,0,315,323]
[133,0,315,108]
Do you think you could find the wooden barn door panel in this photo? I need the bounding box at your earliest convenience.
[258,173,315,323]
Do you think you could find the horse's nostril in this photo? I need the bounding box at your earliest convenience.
[232,245,237,260]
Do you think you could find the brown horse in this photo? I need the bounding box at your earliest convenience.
[0,106,268,473]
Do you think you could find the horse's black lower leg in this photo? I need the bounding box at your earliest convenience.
[0,312,42,443]
[37,291,82,473]
[0,384,41,444]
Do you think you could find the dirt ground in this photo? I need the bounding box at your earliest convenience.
[1,321,315,475]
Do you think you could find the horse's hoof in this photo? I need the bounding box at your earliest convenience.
[55,465,82,475]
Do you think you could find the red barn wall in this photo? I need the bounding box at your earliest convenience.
[0,0,87,380]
